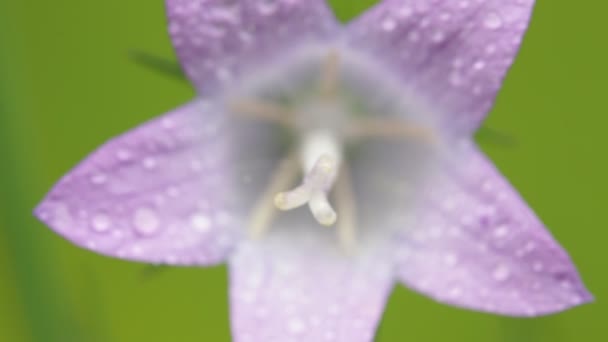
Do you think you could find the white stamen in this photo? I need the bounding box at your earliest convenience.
[274,131,342,227]
[250,152,300,238]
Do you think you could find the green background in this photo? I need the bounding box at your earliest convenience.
[0,0,605,341]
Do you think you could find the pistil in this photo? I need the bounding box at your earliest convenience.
[274,131,343,227]
[274,154,339,226]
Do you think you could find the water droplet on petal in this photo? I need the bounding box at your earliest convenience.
[444,253,458,267]
[324,330,336,341]
[238,31,253,44]
[493,224,509,238]
[493,264,510,282]
[449,286,463,298]
[91,213,111,233]
[133,207,160,236]
[166,186,180,197]
[432,31,445,43]
[484,12,503,30]
[473,60,486,71]
[143,157,157,170]
[382,18,397,32]
[90,173,107,185]
[257,0,278,15]
[116,149,132,161]
[191,213,211,233]
[161,117,175,129]
[287,317,306,335]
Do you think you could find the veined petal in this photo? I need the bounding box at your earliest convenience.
[229,228,394,342]
[166,0,340,95]
[394,141,592,316]
[346,0,536,133]
[35,100,238,266]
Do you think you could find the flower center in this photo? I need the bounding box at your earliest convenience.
[227,48,438,252]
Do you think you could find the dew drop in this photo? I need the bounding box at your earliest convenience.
[90,173,107,185]
[569,294,583,305]
[287,317,306,335]
[398,5,413,18]
[493,264,511,282]
[532,261,544,272]
[143,157,157,170]
[131,245,143,256]
[324,330,336,341]
[190,159,203,172]
[439,12,451,21]
[560,279,572,289]
[449,286,463,298]
[239,31,253,44]
[116,148,132,161]
[257,0,278,15]
[91,213,111,233]
[493,224,509,238]
[484,12,503,30]
[432,31,445,43]
[166,186,180,197]
[473,60,486,71]
[133,207,160,236]
[485,44,497,55]
[382,18,397,32]
[52,203,72,231]
[408,31,420,42]
[216,67,232,82]
[444,253,459,267]
[161,117,176,130]
[191,213,211,233]
[449,71,463,87]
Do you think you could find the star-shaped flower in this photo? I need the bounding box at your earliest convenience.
[36,1,592,341]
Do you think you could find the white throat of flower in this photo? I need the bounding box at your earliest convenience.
[229,49,436,253]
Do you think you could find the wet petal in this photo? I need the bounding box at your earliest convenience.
[166,0,339,95]
[229,228,393,342]
[35,100,238,265]
[346,0,536,133]
[394,141,592,316]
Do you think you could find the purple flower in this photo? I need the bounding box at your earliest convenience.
[36,0,592,341]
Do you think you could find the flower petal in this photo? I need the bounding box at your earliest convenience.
[394,141,592,316]
[229,228,394,342]
[166,0,339,95]
[346,0,536,133]
[35,100,238,265]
